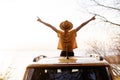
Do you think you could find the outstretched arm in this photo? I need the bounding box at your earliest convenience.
[37,17,58,33]
[76,16,96,32]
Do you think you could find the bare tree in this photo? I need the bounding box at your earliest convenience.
[0,63,15,80]
[111,33,120,54]
[77,0,120,76]
[77,0,120,54]
[77,0,120,26]
[86,39,106,56]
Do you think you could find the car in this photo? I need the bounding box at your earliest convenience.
[23,55,115,80]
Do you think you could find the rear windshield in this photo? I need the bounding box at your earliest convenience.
[25,66,112,80]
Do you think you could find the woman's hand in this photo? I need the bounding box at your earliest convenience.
[91,16,96,20]
[37,16,42,22]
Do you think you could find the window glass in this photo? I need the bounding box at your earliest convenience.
[26,66,112,80]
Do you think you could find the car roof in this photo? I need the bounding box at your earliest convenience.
[27,56,110,68]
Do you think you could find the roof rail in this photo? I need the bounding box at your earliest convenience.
[33,55,47,62]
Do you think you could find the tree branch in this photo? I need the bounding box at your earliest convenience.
[87,11,120,26]
[92,0,120,11]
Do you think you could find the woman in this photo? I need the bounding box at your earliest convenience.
[37,16,95,57]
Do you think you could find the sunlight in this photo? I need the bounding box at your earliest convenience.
[0,0,116,80]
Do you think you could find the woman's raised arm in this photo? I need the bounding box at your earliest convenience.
[76,16,96,32]
[37,17,58,33]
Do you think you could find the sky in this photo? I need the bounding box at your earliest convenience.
[0,0,100,51]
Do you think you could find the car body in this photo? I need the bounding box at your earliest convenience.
[23,56,115,80]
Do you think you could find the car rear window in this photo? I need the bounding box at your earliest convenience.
[25,66,112,80]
